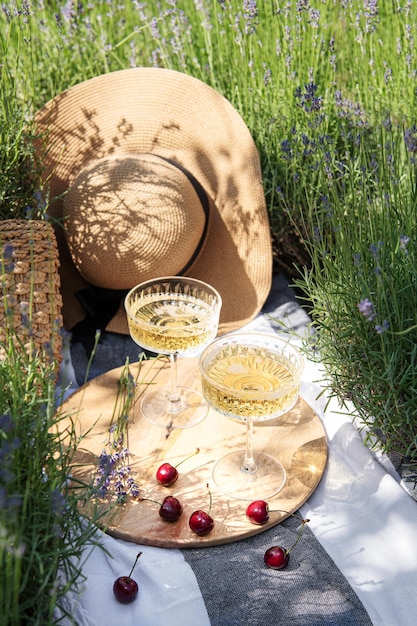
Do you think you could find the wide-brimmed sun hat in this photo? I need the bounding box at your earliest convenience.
[33,67,272,336]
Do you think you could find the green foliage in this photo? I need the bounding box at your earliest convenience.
[3,1,417,224]
[1,8,417,624]
[0,337,102,625]
[289,118,417,459]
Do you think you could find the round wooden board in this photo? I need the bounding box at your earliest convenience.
[58,357,327,549]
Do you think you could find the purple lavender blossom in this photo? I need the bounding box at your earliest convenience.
[309,8,320,25]
[404,126,417,153]
[363,0,379,33]
[280,139,293,160]
[2,243,14,274]
[296,0,309,12]
[19,302,32,335]
[375,320,389,334]
[51,488,66,516]
[1,4,12,21]
[400,235,410,254]
[263,66,272,86]
[358,298,377,321]
[242,0,259,35]
[0,415,22,515]
[334,91,368,127]
[369,241,383,259]
[94,441,139,502]
[364,0,379,20]
[295,82,323,113]
[320,195,332,217]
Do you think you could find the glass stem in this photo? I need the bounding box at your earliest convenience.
[241,417,257,474]
[168,353,182,412]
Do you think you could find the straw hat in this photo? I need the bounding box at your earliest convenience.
[34,68,272,335]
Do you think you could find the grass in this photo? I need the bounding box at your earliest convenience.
[0,335,102,624]
[1,0,417,621]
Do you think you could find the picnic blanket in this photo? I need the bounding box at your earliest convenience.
[58,274,417,626]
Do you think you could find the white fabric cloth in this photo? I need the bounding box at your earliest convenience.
[58,289,417,626]
[60,533,210,626]
[299,360,417,626]
[243,310,417,626]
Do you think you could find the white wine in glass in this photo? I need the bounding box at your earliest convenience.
[199,332,304,500]
[125,276,222,430]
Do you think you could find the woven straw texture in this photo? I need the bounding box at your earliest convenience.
[0,220,63,367]
[34,68,273,335]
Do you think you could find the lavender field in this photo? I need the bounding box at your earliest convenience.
[2,2,417,622]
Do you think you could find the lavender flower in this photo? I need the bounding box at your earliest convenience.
[358,298,377,321]
[375,320,389,334]
[320,195,332,217]
[94,450,116,497]
[2,243,14,274]
[400,235,410,254]
[309,8,320,26]
[369,241,383,260]
[364,0,379,19]
[0,414,22,516]
[94,440,139,502]
[19,302,32,336]
[334,91,368,127]
[242,0,259,35]
[295,82,322,113]
[296,0,309,12]
[280,138,293,160]
[1,4,12,21]
[313,226,322,242]
[404,126,417,153]
[263,66,272,86]
[50,488,67,516]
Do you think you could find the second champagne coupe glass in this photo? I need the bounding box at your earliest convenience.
[199,332,304,500]
[125,276,222,430]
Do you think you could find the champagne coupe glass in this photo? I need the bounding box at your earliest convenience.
[199,332,304,500]
[125,276,222,430]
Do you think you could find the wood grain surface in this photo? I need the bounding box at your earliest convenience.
[57,356,327,548]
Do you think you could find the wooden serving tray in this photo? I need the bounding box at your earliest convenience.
[57,357,327,548]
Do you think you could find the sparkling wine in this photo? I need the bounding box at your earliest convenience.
[201,345,300,421]
[127,293,216,355]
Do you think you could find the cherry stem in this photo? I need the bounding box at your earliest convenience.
[206,483,212,515]
[139,497,161,507]
[286,521,309,556]
[175,448,200,468]
[268,509,310,526]
[128,552,142,578]
[265,510,309,556]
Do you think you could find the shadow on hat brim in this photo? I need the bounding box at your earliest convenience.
[33,67,272,335]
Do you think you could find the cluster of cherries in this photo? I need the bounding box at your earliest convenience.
[113,450,309,604]
[139,448,215,535]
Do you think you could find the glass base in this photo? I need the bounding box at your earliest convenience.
[212,450,286,501]
[140,385,208,430]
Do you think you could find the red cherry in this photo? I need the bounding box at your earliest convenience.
[113,552,142,603]
[189,483,214,536]
[246,500,270,525]
[159,496,183,522]
[156,463,178,487]
[113,576,138,604]
[189,510,214,536]
[156,448,200,487]
[264,546,289,570]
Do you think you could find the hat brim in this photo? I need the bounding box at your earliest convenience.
[34,68,272,335]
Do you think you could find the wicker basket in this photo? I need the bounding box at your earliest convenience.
[0,219,63,370]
